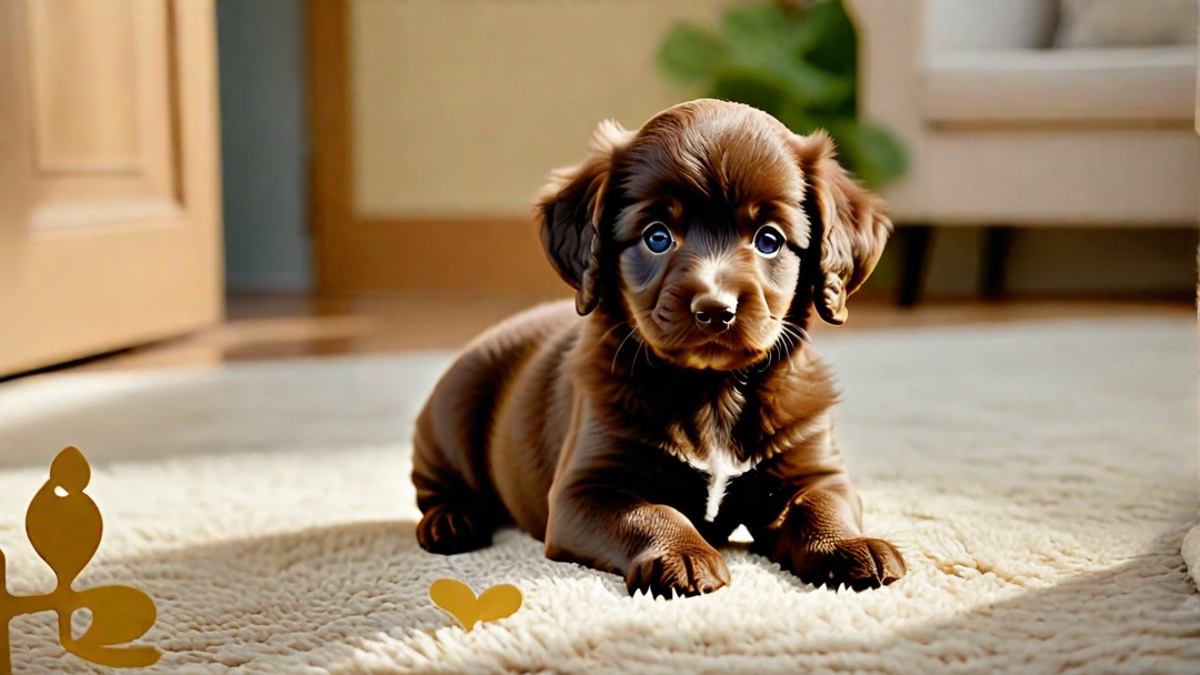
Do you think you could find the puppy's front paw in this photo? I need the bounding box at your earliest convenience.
[786,537,905,591]
[417,504,492,555]
[625,544,730,598]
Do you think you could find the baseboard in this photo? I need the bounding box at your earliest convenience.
[317,218,570,298]
[226,271,314,293]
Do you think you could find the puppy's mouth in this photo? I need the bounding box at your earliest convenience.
[639,307,783,371]
[688,342,766,371]
[650,330,772,371]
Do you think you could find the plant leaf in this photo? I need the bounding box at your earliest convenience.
[826,120,909,189]
[708,67,789,116]
[656,23,728,84]
[721,3,790,47]
[775,104,836,135]
[806,0,858,77]
[762,59,853,109]
[721,2,822,57]
[790,0,846,58]
[718,54,853,109]
[653,0,910,187]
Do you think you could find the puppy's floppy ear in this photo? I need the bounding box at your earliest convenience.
[535,119,633,316]
[793,130,892,325]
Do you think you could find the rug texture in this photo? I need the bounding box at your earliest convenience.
[0,317,1196,674]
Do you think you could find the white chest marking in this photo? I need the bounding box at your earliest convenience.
[686,451,756,523]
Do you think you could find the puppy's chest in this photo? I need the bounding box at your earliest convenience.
[661,389,762,524]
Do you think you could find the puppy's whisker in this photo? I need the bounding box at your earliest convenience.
[783,319,825,360]
[783,326,799,352]
[612,327,639,376]
[781,321,809,349]
[785,329,801,356]
[784,319,813,345]
[769,329,788,357]
[643,337,661,370]
[755,340,777,373]
[631,339,643,379]
[598,321,629,344]
[762,321,803,368]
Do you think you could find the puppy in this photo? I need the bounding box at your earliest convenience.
[412,99,904,597]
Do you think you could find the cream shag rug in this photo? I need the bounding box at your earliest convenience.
[0,318,1196,674]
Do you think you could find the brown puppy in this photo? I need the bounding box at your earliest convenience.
[412,99,904,598]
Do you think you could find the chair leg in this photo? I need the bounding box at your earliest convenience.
[980,226,1016,300]
[897,225,933,308]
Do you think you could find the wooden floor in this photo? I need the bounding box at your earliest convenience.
[36,292,1192,376]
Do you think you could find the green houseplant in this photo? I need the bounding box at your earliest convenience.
[656,0,907,189]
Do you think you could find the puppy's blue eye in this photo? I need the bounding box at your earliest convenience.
[642,223,673,254]
[754,226,784,257]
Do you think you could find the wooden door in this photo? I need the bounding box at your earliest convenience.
[0,0,222,377]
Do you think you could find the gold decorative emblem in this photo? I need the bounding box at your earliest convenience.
[429,578,522,632]
[0,447,159,673]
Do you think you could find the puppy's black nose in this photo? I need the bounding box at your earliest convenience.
[693,300,736,335]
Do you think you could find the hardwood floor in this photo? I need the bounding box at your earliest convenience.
[29,291,1189,376]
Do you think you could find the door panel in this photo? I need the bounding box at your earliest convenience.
[0,0,222,377]
[27,0,180,227]
[28,0,142,172]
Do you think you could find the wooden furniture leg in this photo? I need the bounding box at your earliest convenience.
[897,225,933,308]
[980,226,1016,300]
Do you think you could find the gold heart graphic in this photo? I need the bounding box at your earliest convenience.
[429,578,522,632]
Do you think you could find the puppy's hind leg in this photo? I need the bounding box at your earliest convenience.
[412,414,500,555]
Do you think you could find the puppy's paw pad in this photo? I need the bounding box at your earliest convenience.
[798,537,906,591]
[626,546,730,599]
[417,505,492,555]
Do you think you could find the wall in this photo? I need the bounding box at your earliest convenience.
[346,0,1195,298]
[351,0,725,218]
[216,0,311,292]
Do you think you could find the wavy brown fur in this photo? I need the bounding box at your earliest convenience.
[412,99,902,598]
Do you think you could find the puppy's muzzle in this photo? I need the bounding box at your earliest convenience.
[692,295,737,335]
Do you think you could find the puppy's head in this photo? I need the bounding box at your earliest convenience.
[536,99,890,371]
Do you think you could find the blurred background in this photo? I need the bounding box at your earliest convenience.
[0,0,1196,377]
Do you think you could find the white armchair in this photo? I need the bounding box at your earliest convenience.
[844,0,1199,303]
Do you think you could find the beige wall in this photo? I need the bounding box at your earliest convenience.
[351,0,724,219]
[347,0,1197,297]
